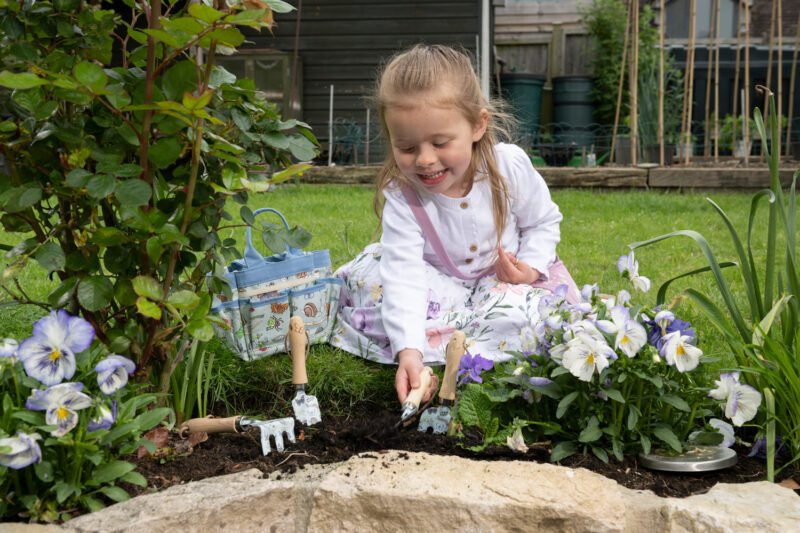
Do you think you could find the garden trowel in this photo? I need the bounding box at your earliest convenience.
[396,366,434,428]
[179,415,295,456]
[418,330,465,434]
[287,316,322,426]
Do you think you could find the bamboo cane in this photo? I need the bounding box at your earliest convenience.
[744,0,750,167]
[732,0,743,152]
[764,0,776,159]
[784,10,800,157]
[631,0,639,166]
[714,0,720,162]
[685,0,697,165]
[659,0,665,166]
[777,0,782,155]
[610,0,633,165]
[704,0,717,157]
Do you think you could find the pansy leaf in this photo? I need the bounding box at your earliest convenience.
[120,471,147,487]
[660,394,690,412]
[578,417,602,443]
[77,276,114,311]
[79,495,105,513]
[92,460,136,484]
[653,424,682,452]
[556,391,578,419]
[591,446,609,463]
[627,405,641,431]
[602,388,625,403]
[99,486,130,502]
[34,460,54,483]
[134,407,170,431]
[550,440,577,462]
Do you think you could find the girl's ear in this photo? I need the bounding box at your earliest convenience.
[472,108,489,142]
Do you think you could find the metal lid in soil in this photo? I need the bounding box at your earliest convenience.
[639,446,738,472]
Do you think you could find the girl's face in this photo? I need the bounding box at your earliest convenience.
[384,98,488,198]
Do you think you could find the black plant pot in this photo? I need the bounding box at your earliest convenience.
[644,144,675,166]
[540,144,575,167]
[793,142,800,161]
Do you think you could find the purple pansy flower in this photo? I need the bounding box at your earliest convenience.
[645,315,695,352]
[0,432,42,469]
[748,436,787,460]
[88,401,117,432]
[0,338,19,358]
[17,310,94,385]
[94,355,136,395]
[26,382,93,437]
[457,352,494,386]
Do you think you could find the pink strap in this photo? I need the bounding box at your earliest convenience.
[401,185,492,281]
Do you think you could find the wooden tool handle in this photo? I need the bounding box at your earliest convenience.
[405,366,434,408]
[179,416,240,438]
[440,331,466,401]
[289,316,308,385]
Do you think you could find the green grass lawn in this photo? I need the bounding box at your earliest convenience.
[0,184,786,419]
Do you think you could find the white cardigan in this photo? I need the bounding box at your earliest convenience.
[378,143,562,356]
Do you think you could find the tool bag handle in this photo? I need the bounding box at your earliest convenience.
[243,207,303,268]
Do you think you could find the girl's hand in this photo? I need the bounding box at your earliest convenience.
[396,349,438,404]
[495,246,541,285]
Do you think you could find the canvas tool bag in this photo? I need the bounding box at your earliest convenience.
[210,208,342,361]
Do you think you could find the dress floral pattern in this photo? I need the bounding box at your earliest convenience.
[330,243,548,365]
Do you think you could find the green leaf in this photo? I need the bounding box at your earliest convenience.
[167,290,200,310]
[98,422,138,445]
[602,387,625,403]
[2,186,42,213]
[12,87,44,112]
[114,278,137,307]
[34,242,66,272]
[12,410,45,424]
[206,27,245,47]
[146,238,163,264]
[93,227,126,246]
[120,471,147,487]
[627,405,640,431]
[134,407,171,431]
[117,122,140,146]
[288,135,317,161]
[48,277,79,307]
[136,297,162,320]
[187,319,214,341]
[162,61,198,101]
[66,169,93,188]
[34,460,54,482]
[142,28,181,49]
[264,0,295,13]
[115,179,152,206]
[148,137,182,168]
[74,61,107,91]
[0,71,48,90]
[556,391,578,419]
[54,481,79,504]
[79,495,105,513]
[188,2,225,23]
[283,225,312,249]
[591,446,609,463]
[550,440,578,462]
[578,417,602,443]
[660,394,691,412]
[132,275,163,301]
[77,276,114,311]
[653,425,683,453]
[261,132,290,150]
[693,431,725,446]
[92,460,136,484]
[86,174,116,199]
[99,485,130,502]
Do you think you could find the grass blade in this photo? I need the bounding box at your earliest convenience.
[654,262,737,307]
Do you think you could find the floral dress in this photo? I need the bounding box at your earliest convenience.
[330,242,550,365]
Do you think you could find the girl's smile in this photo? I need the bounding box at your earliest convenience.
[385,96,488,198]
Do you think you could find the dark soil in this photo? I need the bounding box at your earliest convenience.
[126,402,800,500]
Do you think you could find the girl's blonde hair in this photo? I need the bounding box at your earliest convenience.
[372,44,514,252]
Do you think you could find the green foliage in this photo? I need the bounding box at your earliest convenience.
[581,0,683,133]
[0,321,167,521]
[451,265,731,462]
[0,0,317,423]
[630,90,800,470]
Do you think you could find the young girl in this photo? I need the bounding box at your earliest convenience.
[330,45,578,403]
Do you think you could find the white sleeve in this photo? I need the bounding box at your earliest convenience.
[504,145,562,279]
[379,190,429,357]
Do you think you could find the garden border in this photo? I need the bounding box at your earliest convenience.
[15,450,798,532]
[300,165,800,189]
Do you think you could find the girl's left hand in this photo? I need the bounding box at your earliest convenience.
[495,247,541,285]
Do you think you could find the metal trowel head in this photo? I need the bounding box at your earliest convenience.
[241,416,296,455]
[418,405,452,434]
[292,389,321,426]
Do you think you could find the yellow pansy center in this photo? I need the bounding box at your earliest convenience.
[49,349,61,361]
[677,345,685,356]
[586,353,595,365]
[621,335,629,345]
[57,407,69,420]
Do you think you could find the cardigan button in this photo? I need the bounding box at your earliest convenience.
[465,258,473,264]
[460,201,469,209]
[469,244,478,252]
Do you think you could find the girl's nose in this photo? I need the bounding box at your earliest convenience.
[416,146,436,168]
